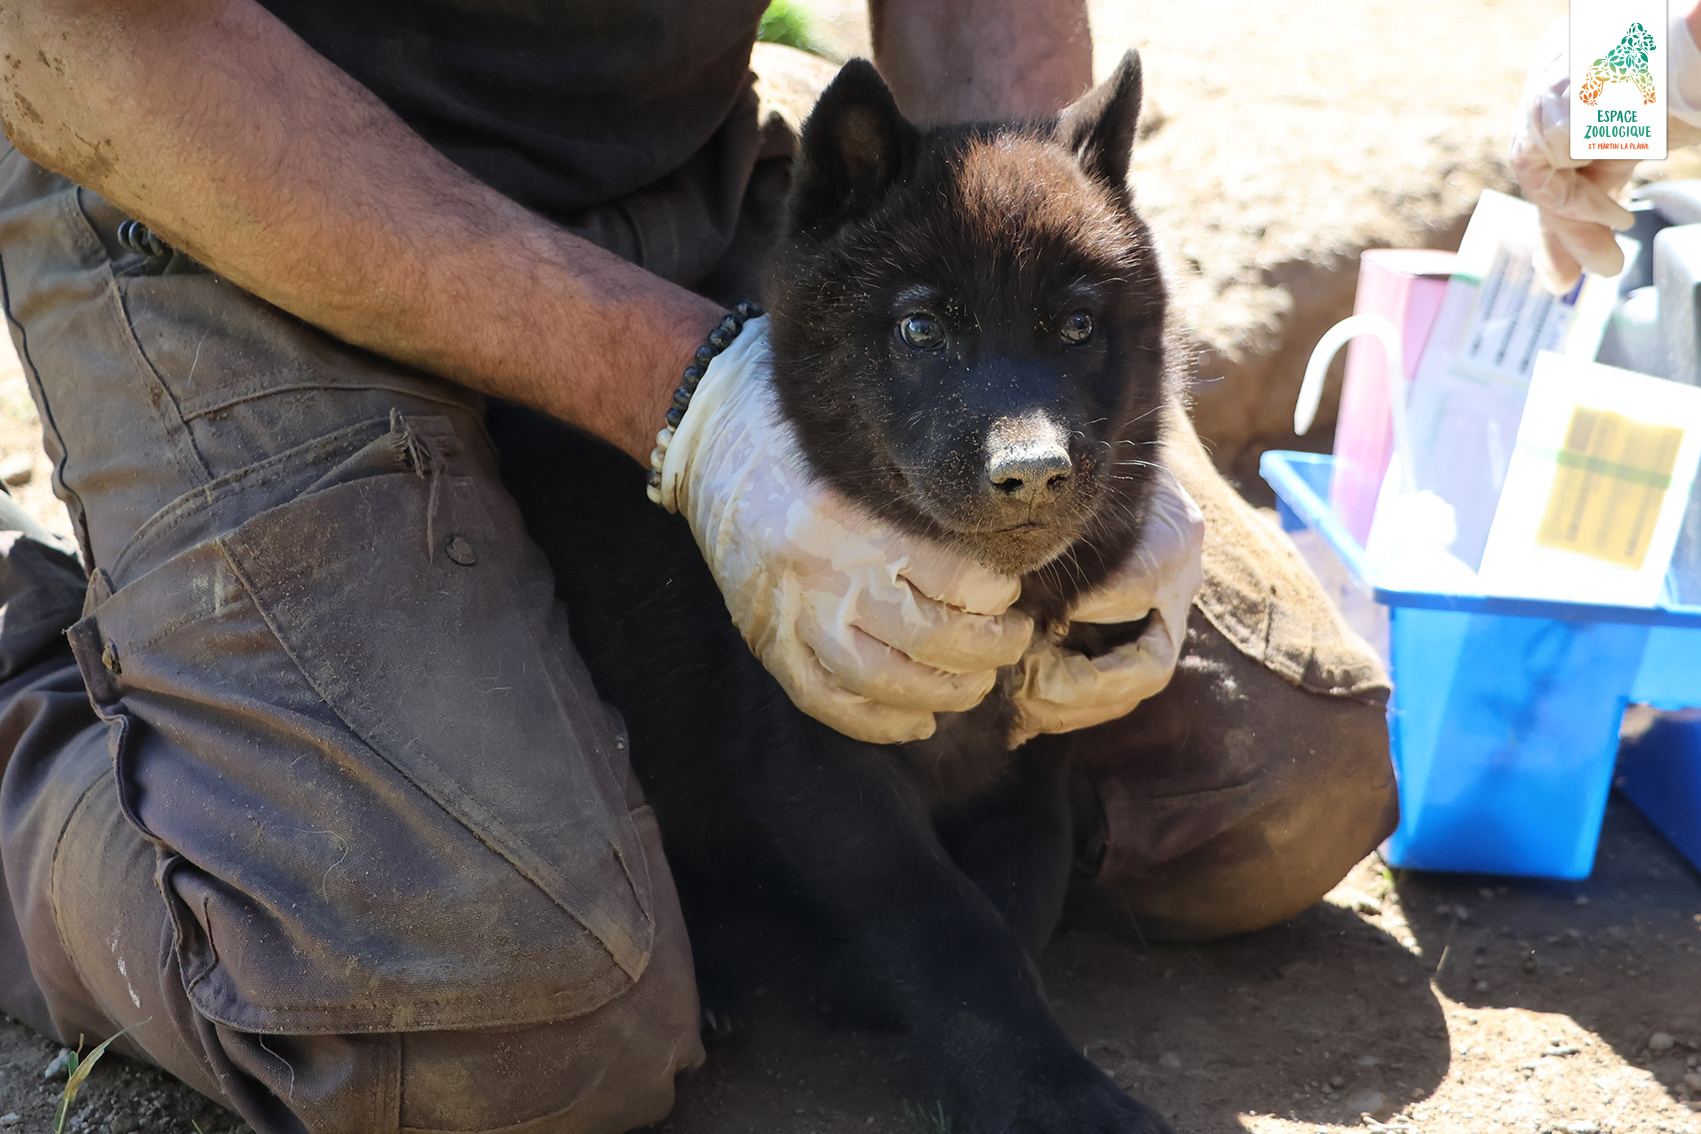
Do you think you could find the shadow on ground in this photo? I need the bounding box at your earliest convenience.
[643,874,1453,1133]
[1392,793,1701,1115]
[644,793,1699,1134]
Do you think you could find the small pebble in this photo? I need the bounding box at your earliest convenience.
[1652,1032,1677,1052]
[1574,895,1590,906]
[43,1047,73,1080]
[0,1116,19,1128]
[1563,1122,1598,1134]
[0,453,32,487]
[1158,1052,1181,1069]
[1342,1088,1386,1117]
[1685,1071,1701,1090]
[1474,980,1490,992]
[1329,1075,1344,1087]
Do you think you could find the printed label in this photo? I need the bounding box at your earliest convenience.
[1452,243,1581,390]
[1571,0,1669,161]
[1535,405,1684,568]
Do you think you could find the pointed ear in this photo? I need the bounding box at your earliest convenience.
[790,58,918,236]
[1055,50,1142,198]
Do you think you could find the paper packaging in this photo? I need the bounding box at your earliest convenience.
[1477,353,1701,607]
[1328,250,1456,546]
[1402,190,1632,570]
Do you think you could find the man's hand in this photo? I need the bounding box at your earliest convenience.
[657,320,1035,745]
[1008,471,1204,746]
[0,0,722,463]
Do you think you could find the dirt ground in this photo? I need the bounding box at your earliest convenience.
[3,798,1696,1134]
[2,2,1701,1133]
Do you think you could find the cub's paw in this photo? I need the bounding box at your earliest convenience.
[693,957,744,1044]
[962,1060,1178,1134]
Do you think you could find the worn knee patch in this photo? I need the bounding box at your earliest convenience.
[1063,616,1398,942]
[397,807,703,1134]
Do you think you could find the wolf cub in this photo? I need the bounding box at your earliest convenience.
[498,50,1180,1134]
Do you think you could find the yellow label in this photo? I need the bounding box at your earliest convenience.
[1535,406,1683,569]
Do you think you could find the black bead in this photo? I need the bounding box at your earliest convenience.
[683,364,704,382]
[117,219,169,259]
[707,327,733,350]
[672,387,693,411]
[733,300,762,320]
[694,345,716,366]
[646,469,663,487]
[117,220,145,256]
[665,406,684,428]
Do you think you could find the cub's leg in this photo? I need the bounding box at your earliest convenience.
[747,717,1174,1134]
[935,739,1076,958]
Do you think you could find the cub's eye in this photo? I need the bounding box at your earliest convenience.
[1060,311,1095,345]
[899,313,945,351]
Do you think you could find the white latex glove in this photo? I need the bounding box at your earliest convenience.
[655,316,1035,745]
[1007,469,1204,746]
[1510,15,1701,293]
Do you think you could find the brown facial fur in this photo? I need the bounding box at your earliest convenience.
[765,55,1171,628]
[953,135,1136,274]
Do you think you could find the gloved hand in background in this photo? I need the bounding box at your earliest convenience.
[1008,469,1205,746]
[1511,8,1701,293]
[655,316,1034,745]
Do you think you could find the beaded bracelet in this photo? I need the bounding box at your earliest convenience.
[645,300,764,506]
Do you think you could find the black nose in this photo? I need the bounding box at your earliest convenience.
[986,414,1072,505]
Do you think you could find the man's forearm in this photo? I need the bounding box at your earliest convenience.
[0,0,723,463]
[869,0,1093,124]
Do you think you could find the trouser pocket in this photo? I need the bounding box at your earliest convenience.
[63,414,656,1035]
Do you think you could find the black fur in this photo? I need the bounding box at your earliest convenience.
[493,51,1179,1134]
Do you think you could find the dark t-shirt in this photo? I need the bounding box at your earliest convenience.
[259,0,771,283]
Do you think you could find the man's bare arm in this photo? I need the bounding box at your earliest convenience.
[869,0,1093,124]
[0,0,724,464]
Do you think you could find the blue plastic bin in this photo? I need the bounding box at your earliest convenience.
[1260,451,1701,879]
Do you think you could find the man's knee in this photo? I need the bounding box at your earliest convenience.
[1065,615,1399,941]
[8,694,704,1133]
[197,904,703,1134]
[48,790,701,1134]
[392,921,702,1133]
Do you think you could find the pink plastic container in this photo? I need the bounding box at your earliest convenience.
[1328,250,1456,544]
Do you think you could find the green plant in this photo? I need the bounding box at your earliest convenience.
[757,0,819,53]
[52,1026,134,1134]
[901,1098,954,1134]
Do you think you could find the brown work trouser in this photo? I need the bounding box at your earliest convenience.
[0,149,702,1133]
[0,52,1396,1134]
